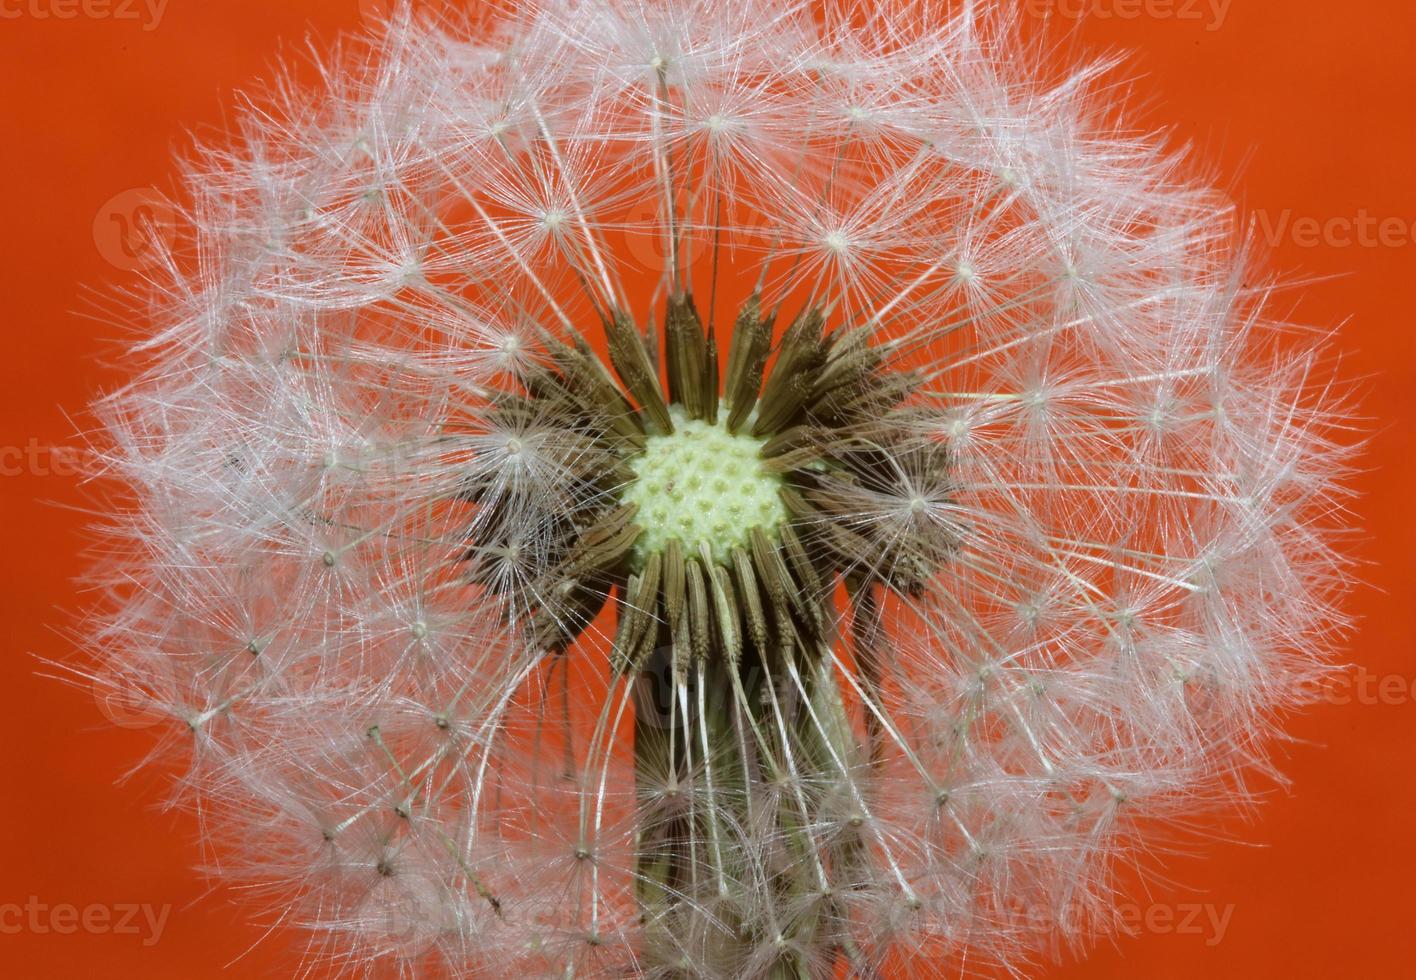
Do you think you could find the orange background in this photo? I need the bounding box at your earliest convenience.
[0,1,1412,977]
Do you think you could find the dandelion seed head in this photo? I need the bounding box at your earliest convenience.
[80,0,1354,976]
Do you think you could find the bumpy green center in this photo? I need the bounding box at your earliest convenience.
[623,407,787,567]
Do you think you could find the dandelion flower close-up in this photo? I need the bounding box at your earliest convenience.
[61,0,1365,976]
